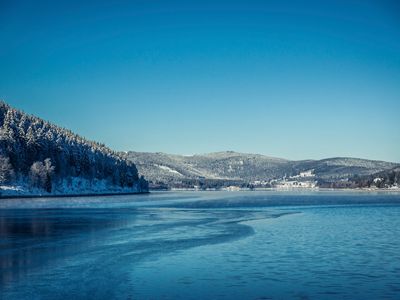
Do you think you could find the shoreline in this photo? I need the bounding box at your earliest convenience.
[0,191,150,200]
[2,188,399,200]
[166,187,400,193]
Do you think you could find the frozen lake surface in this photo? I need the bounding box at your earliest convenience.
[1,191,400,299]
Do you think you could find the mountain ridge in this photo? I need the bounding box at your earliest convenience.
[126,151,399,189]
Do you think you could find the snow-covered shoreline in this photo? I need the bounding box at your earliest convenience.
[0,190,149,200]
[169,187,400,193]
[0,177,149,198]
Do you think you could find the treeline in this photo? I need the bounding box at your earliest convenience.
[0,101,148,193]
[349,167,400,188]
[147,178,254,190]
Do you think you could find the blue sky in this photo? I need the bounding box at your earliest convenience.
[1,0,399,162]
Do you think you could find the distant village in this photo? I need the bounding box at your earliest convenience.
[254,170,317,189]
[220,170,318,191]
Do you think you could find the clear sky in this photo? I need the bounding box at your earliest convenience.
[1,0,399,162]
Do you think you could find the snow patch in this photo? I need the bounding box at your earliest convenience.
[0,176,143,197]
[156,165,183,176]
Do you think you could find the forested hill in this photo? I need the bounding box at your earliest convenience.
[127,151,398,190]
[0,101,148,196]
[349,167,400,189]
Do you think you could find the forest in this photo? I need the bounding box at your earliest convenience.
[350,167,400,188]
[0,101,148,195]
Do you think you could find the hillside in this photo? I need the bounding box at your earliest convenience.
[126,151,398,189]
[126,151,291,189]
[349,167,400,189]
[0,101,148,196]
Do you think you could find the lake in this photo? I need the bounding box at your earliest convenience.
[1,191,400,299]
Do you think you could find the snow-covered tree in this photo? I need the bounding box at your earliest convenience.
[29,161,45,188]
[0,155,14,184]
[29,159,55,192]
[44,158,55,192]
[0,100,146,193]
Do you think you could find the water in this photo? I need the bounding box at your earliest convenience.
[1,191,400,299]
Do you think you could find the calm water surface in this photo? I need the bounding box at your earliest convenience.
[1,191,400,299]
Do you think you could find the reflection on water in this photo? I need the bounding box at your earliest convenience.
[0,191,400,299]
[0,209,135,286]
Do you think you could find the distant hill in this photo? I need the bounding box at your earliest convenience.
[349,167,400,189]
[125,151,291,189]
[126,151,398,189]
[291,157,398,180]
[0,101,148,196]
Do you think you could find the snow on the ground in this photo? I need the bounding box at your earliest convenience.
[156,165,183,176]
[0,177,142,197]
[0,185,23,191]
